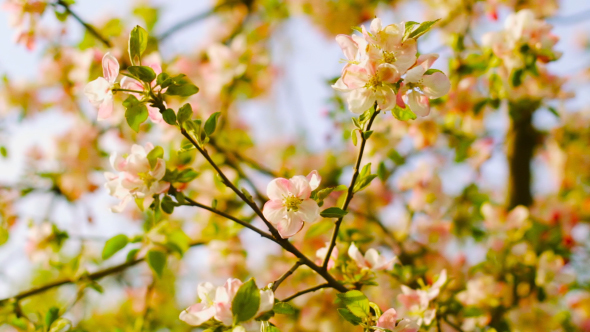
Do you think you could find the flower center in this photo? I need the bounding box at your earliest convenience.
[383,51,397,64]
[366,75,382,89]
[138,172,156,189]
[283,195,303,212]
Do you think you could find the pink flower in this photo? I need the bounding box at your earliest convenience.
[348,242,395,271]
[84,53,119,121]
[397,270,447,326]
[179,279,274,329]
[316,242,339,270]
[104,143,169,212]
[377,308,419,332]
[396,54,451,116]
[262,171,321,238]
[120,53,165,123]
[362,18,418,74]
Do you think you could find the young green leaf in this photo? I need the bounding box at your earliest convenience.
[336,290,370,318]
[48,318,71,332]
[102,234,129,260]
[392,105,417,121]
[128,65,156,83]
[161,195,176,214]
[166,83,199,97]
[232,279,261,324]
[407,19,440,40]
[204,112,221,136]
[320,207,349,218]
[177,103,193,125]
[147,249,167,278]
[157,72,171,88]
[128,25,148,65]
[45,307,60,329]
[362,130,373,140]
[123,95,148,132]
[337,308,362,325]
[176,169,199,183]
[162,108,177,125]
[146,146,163,169]
[273,302,296,315]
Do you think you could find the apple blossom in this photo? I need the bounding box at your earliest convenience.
[398,270,447,326]
[348,242,395,271]
[376,308,419,332]
[104,143,170,213]
[396,53,451,116]
[179,278,274,329]
[262,171,321,238]
[84,52,119,121]
[362,18,418,75]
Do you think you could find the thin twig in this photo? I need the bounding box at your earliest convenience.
[158,0,242,41]
[182,196,274,241]
[0,241,204,305]
[55,0,112,47]
[281,283,331,302]
[271,261,303,292]
[322,109,380,269]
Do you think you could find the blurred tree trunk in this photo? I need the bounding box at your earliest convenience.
[506,100,540,209]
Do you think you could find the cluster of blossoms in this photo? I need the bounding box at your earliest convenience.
[332,18,451,116]
[483,9,561,71]
[2,0,47,50]
[104,143,170,212]
[179,278,274,331]
[397,270,447,327]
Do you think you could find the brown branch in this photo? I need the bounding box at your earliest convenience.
[55,0,112,47]
[506,101,539,209]
[0,241,204,305]
[322,109,380,269]
[271,261,303,292]
[281,283,331,302]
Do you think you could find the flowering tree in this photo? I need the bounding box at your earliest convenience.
[0,0,589,331]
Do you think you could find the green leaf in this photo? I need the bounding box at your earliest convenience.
[128,65,156,83]
[424,68,444,75]
[511,68,524,87]
[156,72,171,87]
[176,169,199,183]
[45,307,60,329]
[548,106,560,118]
[351,117,361,128]
[392,105,417,121]
[351,129,358,146]
[0,146,7,158]
[102,234,129,260]
[162,108,177,125]
[232,279,261,324]
[161,195,176,214]
[353,174,378,193]
[336,290,370,318]
[377,161,387,182]
[177,103,193,125]
[337,308,362,325]
[402,21,419,41]
[273,302,296,315]
[362,130,373,140]
[166,83,199,97]
[146,146,163,169]
[320,207,348,218]
[128,25,148,65]
[407,19,440,40]
[168,229,190,256]
[48,318,71,332]
[204,112,221,136]
[264,326,281,332]
[123,95,148,132]
[126,248,140,262]
[147,249,167,277]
